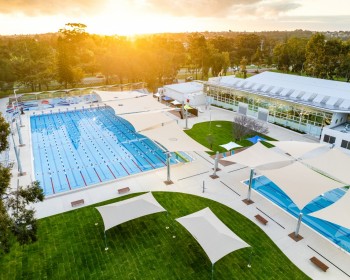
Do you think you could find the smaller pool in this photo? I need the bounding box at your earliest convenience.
[245,176,350,253]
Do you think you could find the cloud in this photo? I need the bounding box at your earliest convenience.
[134,0,300,18]
[0,0,105,16]
[233,1,301,18]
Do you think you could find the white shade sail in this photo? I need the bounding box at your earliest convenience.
[260,161,344,210]
[95,90,146,102]
[267,141,328,159]
[301,148,350,185]
[141,122,210,152]
[224,142,293,169]
[176,208,250,264]
[107,95,170,115]
[121,112,174,132]
[96,192,166,232]
[309,189,350,230]
[219,141,242,151]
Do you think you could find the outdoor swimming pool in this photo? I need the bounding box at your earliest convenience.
[245,176,350,253]
[31,106,181,196]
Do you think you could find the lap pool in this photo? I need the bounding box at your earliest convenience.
[245,176,350,253]
[31,107,183,196]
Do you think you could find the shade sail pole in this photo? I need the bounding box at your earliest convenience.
[243,168,255,205]
[211,263,214,280]
[295,213,303,237]
[164,151,173,185]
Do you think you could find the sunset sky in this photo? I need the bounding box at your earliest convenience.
[0,0,349,35]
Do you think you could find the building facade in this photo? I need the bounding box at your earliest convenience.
[204,72,350,153]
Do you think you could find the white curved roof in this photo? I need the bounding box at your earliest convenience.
[208,72,350,112]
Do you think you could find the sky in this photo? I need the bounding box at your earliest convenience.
[0,0,349,36]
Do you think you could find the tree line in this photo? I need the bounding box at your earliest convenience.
[0,24,350,96]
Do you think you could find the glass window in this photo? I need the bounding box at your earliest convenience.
[323,134,335,144]
[341,140,350,150]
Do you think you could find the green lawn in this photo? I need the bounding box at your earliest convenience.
[185,121,276,155]
[0,192,308,280]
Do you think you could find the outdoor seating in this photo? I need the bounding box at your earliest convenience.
[255,214,268,225]
[310,256,329,272]
[71,199,85,207]
[118,187,130,194]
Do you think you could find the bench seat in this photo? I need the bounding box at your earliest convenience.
[118,187,130,194]
[310,256,329,272]
[255,214,268,225]
[71,199,84,207]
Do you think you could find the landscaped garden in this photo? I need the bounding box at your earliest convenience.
[0,192,308,279]
[184,120,276,155]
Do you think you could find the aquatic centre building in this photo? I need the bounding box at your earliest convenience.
[204,72,350,153]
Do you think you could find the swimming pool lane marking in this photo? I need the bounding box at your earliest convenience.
[143,156,155,169]
[119,162,130,175]
[50,177,55,194]
[131,159,143,172]
[93,168,102,182]
[65,174,72,190]
[154,154,167,166]
[107,165,117,178]
[80,171,87,186]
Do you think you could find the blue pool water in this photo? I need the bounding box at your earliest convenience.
[245,176,350,252]
[31,107,179,196]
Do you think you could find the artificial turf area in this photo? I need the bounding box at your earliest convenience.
[184,121,275,155]
[0,192,309,280]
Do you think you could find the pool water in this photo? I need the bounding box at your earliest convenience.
[31,107,180,196]
[245,176,350,252]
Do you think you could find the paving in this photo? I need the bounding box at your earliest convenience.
[1,97,349,279]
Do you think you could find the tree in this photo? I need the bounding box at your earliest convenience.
[0,113,44,254]
[232,115,269,141]
[240,57,248,78]
[305,33,326,78]
[187,34,211,80]
[273,42,290,72]
[57,23,88,88]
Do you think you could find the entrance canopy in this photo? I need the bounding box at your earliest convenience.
[219,141,242,151]
[267,141,328,159]
[260,161,344,210]
[301,148,350,185]
[176,208,250,264]
[96,192,166,232]
[121,112,174,132]
[224,142,292,169]
[141,122,210,152]
[309,189,350,230]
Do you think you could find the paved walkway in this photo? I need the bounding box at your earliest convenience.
[1,97,349,279]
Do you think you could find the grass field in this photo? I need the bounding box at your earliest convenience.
[184,120,276,155]
[0,192,308,280]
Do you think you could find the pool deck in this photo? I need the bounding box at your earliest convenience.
[1,97,349,279]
